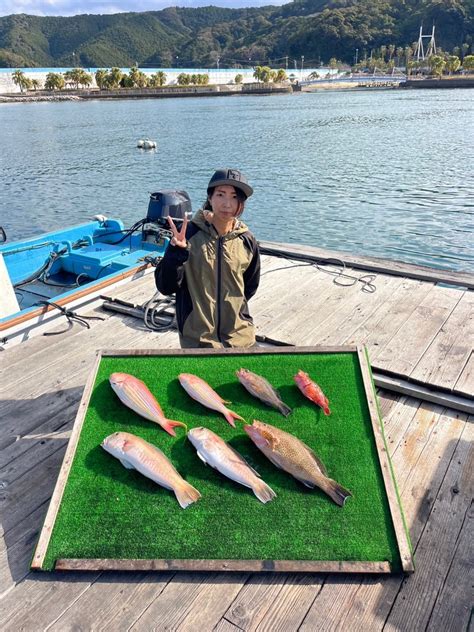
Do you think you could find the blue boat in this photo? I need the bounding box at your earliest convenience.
[0,191,191,347]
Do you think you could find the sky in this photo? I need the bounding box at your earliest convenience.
[0,0,289,18]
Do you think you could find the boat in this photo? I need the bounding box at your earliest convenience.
[0,190,192,348]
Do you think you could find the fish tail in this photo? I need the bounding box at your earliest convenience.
[224,408,245,427]
[278,402,292,417]
[323,478,352,507]
[252,481,277,504]
[174,481,202,509]
[163,419,188,436]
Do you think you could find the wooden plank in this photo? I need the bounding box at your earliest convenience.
[54,559,392,573]
[0,504,47,599]
[259,241,474,289]
[454,350,474,396]
[31,352,102,570]
[352,279,434,360]
[426,499,473,632]
[46,572,173,632]
[153,573,248,632]
[0,571,102,631]
[246,574,322,632]
[357,347,414,572]
[223,574,288,630]
[384,422,473,632]
[373,285,463,376]
[0,447,66,541]
[410,289,474,389]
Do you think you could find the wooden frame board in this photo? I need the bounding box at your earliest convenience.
[32,345,414,574]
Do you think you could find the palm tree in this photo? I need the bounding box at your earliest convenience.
[95,69,108,89]
[149,71,167,87]
[445,55,461,75]
[275,68,287,82]
[12,69,30,93]
[462,55,474,72]
[428,55,446,78]
[64,68,92,90]
[253,66,263,82]
[108,67,123,89]
[44,73,65,91]
[31,78,41,91]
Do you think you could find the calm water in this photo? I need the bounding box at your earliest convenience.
[1,90,473,272]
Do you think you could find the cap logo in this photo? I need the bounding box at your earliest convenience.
[227,169,241,181]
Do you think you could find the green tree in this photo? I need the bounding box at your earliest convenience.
[275,68,287,82]
[149,71,167,87]
[445,55,461,75]
[30,78,41,91]
[95,69,108,89]
[108,67,123,89]
[328,57,338,69]
[462,55,474,72]
[428,55,446,78]
[234,73,243,84]
[44,72,65,90]
[253,65,263,82]
[129,66,148,88]
[12,69,31,92]
[200,74,209,85]
[64,68,92,89]
[177,73,191,85]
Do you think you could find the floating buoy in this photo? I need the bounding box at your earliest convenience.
[137,139,157,149]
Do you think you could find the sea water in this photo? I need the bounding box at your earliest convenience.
[0,89,473,272]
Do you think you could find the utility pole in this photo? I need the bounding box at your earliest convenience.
[285,56,288,70]
[355,49,359,66]
[217,56,220,71]
[301,55,304,80]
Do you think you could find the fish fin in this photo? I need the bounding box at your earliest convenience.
[278,402,292,417]
[119,458,135,470]
[323,406,331,416]
[223,408,245,427]
[322,478,352,507]
[163,419,188,436]
[252,480,277,504]
[174,481,202,509]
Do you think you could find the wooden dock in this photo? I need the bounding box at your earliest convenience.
[1,244,472,631]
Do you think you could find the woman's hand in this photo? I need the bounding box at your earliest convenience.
[167,216,188,248]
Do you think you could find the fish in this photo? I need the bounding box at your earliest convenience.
[101,431,201,508]
[178,373,244,427]
[294,370,331,415]
[236,368,292,417]
[244,420,352,507]
[188,427,276,503]
[109,372,187,437]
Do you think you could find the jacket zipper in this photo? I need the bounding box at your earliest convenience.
[216,236,224,343]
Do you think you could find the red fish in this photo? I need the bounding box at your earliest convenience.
[294,370,330,415]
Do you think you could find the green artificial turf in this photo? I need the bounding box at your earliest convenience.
[40,351,405,571]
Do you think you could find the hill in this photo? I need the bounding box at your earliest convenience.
[0,0,472,68]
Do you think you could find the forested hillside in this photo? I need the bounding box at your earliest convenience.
[0,0,471,68]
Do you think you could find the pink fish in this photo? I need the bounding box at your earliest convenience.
[109,372,187,437]
[178,373,244,427]
[294,370,330,415]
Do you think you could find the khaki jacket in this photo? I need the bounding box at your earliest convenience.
[155,209,260,348]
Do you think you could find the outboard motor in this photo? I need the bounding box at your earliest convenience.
[142,190,192,245]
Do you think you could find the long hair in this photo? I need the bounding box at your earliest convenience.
[204,186,247,217]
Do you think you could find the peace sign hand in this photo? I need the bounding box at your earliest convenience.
[167,216,188,248]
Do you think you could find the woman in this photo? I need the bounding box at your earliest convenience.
[155,168,260,348]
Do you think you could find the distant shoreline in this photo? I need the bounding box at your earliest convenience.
[0,82,292,103]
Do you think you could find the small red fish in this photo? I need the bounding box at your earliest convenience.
[294,370,330,415]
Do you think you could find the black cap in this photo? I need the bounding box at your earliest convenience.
[207,168,253,198]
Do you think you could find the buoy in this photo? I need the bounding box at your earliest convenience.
[137,139,156,149]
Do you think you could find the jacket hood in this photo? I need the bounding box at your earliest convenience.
[192,209,250,238]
